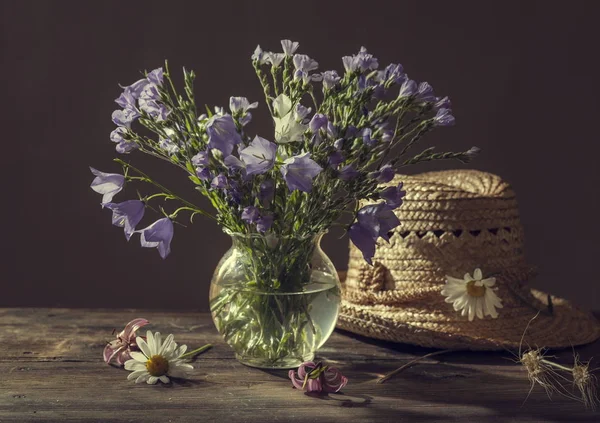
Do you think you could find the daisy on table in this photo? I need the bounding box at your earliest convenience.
[124,331,193,385]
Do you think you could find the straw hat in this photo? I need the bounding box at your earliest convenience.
[337,169,600,350]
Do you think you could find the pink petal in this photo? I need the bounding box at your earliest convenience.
[103,343,125,364]
[122,318,150,341]
[116,349,132,365]
[323,367,348,393]
[305,378,323,393]
[297,361,316,379]
[289,370,305,390]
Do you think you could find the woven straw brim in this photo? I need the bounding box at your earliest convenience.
[339,288,600,351]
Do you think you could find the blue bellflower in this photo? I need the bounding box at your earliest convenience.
[258,180,275,207]
[138,217,174,259]
[321,70,341,90]
[110,127,137,154]
[281,39,300,56]
[416,82,436,103]
[211,173,228,189]
[380,182,406,209]
[309,114,328,133]
[433,108,455,127]
[229,97,258,116]
[349,203,401,264]
[339,165,360,181]
[206,114,243,156]
[112,108,140,128]
[191,151,209,167]
[104,200,145,240]
[256,215,274,233]
[90,167,125,204]
[398,79,417,98]
[241,206,260,224]
[280,153,323,192]
[239,136,277,176]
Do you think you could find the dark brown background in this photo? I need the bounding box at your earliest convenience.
[2,0,599,311]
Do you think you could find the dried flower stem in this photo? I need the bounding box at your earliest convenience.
[377,349,454,384]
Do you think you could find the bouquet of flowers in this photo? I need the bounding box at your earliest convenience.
[90,40,476,368]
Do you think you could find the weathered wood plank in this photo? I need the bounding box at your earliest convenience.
[1,308,598,422]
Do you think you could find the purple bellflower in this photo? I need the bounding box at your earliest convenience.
[398,79,417,98]
[339,164,360,181]
[434,96,451,111]
[119,78,149,100]
[196,167,212,181]
[321,70,341,90]
[115,90,136,109]
[309,113,328,133]
[258,180,275,207]
[350,202,401,264]
[380,182,406,209]
[111,108,140,128]
[433,108,455,127]
[281,39,300,55]
[110,127,137,154]
[280,153,323,192]
[211,173,228,189]
[104,200,145,240]
[147,68,164,86]
[90,167,125,204]
[241,206,260,224]
[239,136,277,176]
[416,82,436,103]
[266,52,285,67]
[229,97,258,115]
[368,164,395,183]
[191,151,209,167]
[138,217,174,259]
[251,45,268,64]
[256,215,274,233]
[206,114,243,156]
[293,54,319,72]
[328,150,344,166]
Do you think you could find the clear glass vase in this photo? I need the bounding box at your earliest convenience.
[209,230,341,369]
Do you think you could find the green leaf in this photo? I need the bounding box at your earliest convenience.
[189,175,202,185]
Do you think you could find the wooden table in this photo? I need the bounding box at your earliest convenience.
[1,308,598,422]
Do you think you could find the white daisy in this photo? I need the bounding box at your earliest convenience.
[124,331,193,384]
[441,268,503,321]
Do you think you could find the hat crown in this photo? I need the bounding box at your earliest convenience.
[346,169,530,295]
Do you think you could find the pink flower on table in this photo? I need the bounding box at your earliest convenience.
[289,361,348,393]
[103,318,149,366]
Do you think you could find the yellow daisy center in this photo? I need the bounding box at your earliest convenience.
[466,281,486,298]
[146,354,169,377]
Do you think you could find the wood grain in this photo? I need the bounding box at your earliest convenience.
[1,308,598,422]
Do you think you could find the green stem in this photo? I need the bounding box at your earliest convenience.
[180,344,213,359]
[115,158,216,221]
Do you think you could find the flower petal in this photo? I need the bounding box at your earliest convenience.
[136,337,152,358]
[124,360,146,371]
[473,268,483,281]
[127,370,147,381]
[129,351,147,363]
[135,373,151,384]
[122,318,150,342]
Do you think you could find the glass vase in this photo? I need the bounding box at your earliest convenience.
[209,230,341,369]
